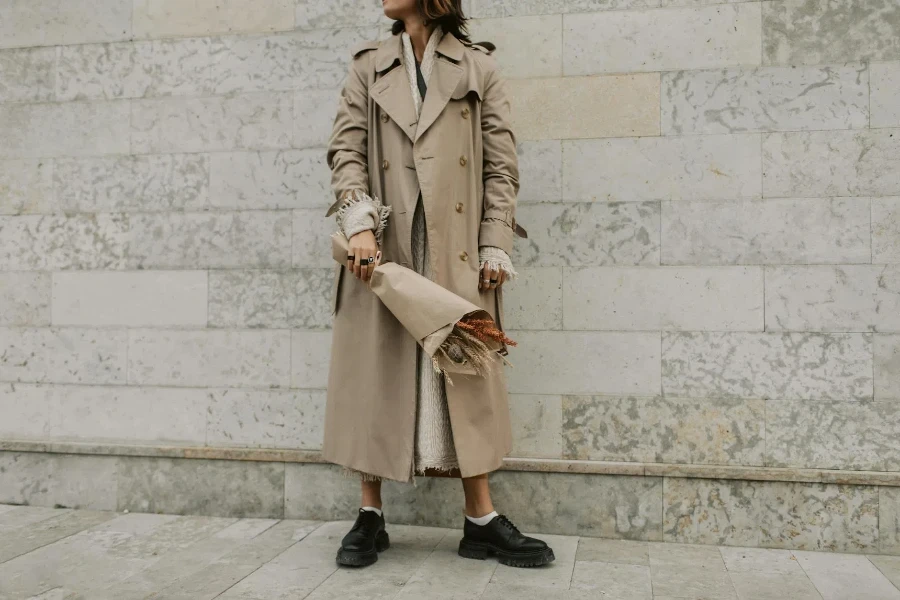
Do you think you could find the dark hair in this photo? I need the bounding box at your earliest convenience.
[391,0,471,43]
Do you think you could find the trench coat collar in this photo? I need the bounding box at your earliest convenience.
[375,30,466,72]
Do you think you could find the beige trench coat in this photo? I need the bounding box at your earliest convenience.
[321,32,522,483]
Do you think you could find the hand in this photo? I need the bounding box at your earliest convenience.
[348,230,378,282]
[479,263,506,291]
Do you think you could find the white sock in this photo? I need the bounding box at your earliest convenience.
[465,510,498,526]
[361,506,383,517]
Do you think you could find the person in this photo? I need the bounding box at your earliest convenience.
[322,0,554,569]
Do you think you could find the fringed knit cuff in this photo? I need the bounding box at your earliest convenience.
[334,189,392,246]
[478,246,518,280]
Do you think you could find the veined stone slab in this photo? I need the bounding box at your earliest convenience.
[662,64,868,134]
[0,101,131,159]
[0,327,127,384]
[292,208,337,268]
[469,0,658,18]
[563,135,761,202]
[563,266,763,331]
[127,328,291,388]
[517,140,561,203]
[294,89,340,149]
[0,272,49,326]
[881,487,900,554]
[0,452,118,510]
[55,154,210,213]
[763,0,900,65]
[562,395,765,466]
[295,0,387,30]
[0,47,55,102]
[872,62,900,128]
[468,16,562,79]
[766,399,900,471]
[0,0,132,49]
[876,335,900,401]
[209,150,330,210]
[0,159,53,215]
[291,329,332,389]
[133,0,295,38]
[512,202,660,267]
[209,269,332,329]
[57,39,212,101]
[501,268,563,330]
[765,265,900,332]
[509,394,563,458]
[564,3,761,75]
[206,388,325,449]
[52,270,208,327]
[662,331,873,401]
[661,198,871,265]
[507,331,661,396]
[508,74,660,140]
[763,129,900,197]
[874,198,900,263]
[131,93,293,154]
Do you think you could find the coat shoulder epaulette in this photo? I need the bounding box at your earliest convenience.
[468,41,496,55]
[350,39,380,58]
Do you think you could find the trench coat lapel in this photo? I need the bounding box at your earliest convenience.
[414,34,465,143]
[370,36,418,143]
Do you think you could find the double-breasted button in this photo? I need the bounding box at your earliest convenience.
[380,113,389,123]
[459,251,468,261]
[455,202,464,213]
[382,159,390,170]
[459,155,467,166]
[461,107,470,119]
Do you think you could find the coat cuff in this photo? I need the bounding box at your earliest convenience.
[334,189,392,246]
[479,246,518,280]
[478,218,514,256]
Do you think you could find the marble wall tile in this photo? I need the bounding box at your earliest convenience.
[0,327,127,384]
[663,478,763,547]
[291,329,333,389]
[564,3,761,75]
[52,270,208,327]
[0,214,131,270]
[55,154,210,213]
[468,16,562,79]
[509,394,563,458]
[507,74,660,140]
[881,487,900,554]
[874,198,900,264]
[0,0,132,49]
[563,395,765,466]
[662,65,869,134]
[517,141,561,204]
[0,272,50,326]
[133,0,295,38]
[127,211,293,269]
[563,266,763,331]
[206,388,325,449]
[872,62,900,128]
[763,129,900,198]
[876,335,900,401]
[765,265,900,332]
[0,382,55,439]
[294,89,340,149]
[500,268,563,330]
[490,471,663,539]
[127,329,292,388]
[209,150,330,210]
[766,399,900,471]
[57,39,212,101]
[0,159,54,215]
[563,135,761,202]
[131,93,293,154]
[662,332,873,401]
[662,0,759,5]
[118,456,285,518]
[661,198,872,266]
[0,47,55,103]
[0,100,131,159]
[209,28,377,94]
[512,202,659,267]
[284,463,368,520]
[208,268,332,329]
[763,0,900,65]
[469,0,658,18]
[507,331,661,396]
[295,0,386,29]
[0,452,118,510]
[292,208,337,268]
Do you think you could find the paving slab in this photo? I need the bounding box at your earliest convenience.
[394,531,497,599]
[794,551,900,600]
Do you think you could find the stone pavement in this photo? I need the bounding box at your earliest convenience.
[1,504,900,600]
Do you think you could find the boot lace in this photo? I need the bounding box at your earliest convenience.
[496,514,521,535]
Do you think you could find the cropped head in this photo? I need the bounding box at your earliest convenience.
[384,0,470,42]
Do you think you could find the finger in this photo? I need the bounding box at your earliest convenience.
[497,270,506,287]
[353,250,361,279]
[489,266,500,290]
[480,264,490,291]
[360,250,372,282]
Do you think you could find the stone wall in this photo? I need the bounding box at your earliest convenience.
[1,0,899,553]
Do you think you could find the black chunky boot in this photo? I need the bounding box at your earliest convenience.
[458,513,555,568]
[335,508,390,567]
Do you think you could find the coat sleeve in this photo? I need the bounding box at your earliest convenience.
[478,59,519,256]
[325,50,373,218]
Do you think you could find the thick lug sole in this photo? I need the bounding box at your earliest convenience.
[458,538,556,568]
[336,530,390,567]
